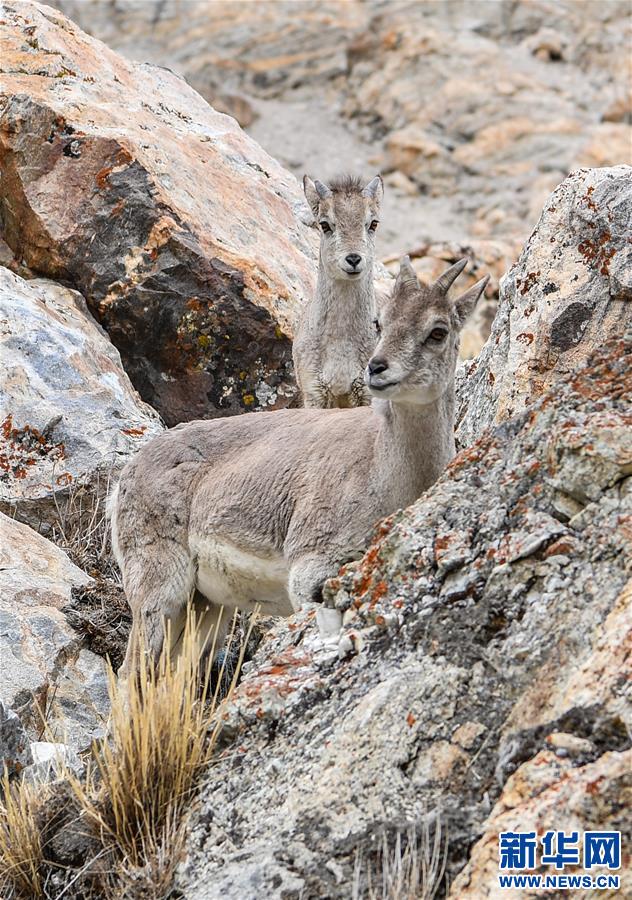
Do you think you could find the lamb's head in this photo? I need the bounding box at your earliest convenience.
[303,174,383,281]
[366,256,489,405]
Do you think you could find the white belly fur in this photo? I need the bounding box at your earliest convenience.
[191,536,292,617]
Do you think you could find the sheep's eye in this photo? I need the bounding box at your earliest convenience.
[320,221,332,234]
[368,219,379,232]
[373,318,381,334]
[428,327,448,342]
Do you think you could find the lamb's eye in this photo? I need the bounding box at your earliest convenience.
[373,318,381,334]
[368,219,379,232]
[320,221,332,234]
[429,327,448,342]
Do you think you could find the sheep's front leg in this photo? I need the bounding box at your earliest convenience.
[288,555,343,640]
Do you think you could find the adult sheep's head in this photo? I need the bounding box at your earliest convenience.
[366,256,490,405]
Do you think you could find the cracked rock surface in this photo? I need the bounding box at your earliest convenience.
[0,266,162,526]
[0,513,109,749]
[456,165,632,446]
[0,1,318,425]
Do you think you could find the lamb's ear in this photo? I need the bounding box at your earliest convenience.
[394,255,419,294]
[363,174,384,207]
[303,175,322,217]
[453,275,490,328]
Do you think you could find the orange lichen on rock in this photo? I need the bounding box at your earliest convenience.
[0,414,66,481]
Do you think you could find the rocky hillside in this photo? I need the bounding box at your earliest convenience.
[0,3,630,899]
[44,0,632,359]
[175,165,632,898]
[0,1,317,425]
[49,0,631,255]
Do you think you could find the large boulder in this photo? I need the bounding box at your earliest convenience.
[176,324,631,896]
[457,165,632,446]
[0,266,162,525]
[0,513,110,750]
[0,1,318,425]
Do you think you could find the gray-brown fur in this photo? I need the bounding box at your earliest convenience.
[293,174,383,408]
[111,258,489,680]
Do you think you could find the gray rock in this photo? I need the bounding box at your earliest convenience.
[0,267,163,526]
[0,700,32,778]
[0,513,110,750]
[456,165,632,446]
[22,741,84,785]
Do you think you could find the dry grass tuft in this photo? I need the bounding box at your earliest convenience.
[353,820,447,900]
[0,773,47,899]
[1,607,253,899]
[69,607,254,896]
[49,470,118,582]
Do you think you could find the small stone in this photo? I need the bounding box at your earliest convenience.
[22,742,84,785]
[545,732,595,758]
[452,721,487,750]
[338,634,355,659]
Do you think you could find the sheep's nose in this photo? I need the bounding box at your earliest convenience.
[368,357,388,376]
[345,253,362,269]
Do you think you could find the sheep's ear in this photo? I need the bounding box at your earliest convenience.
[394,255,419,294]
[363,174,384,207]
[303,175,321,216]
[453,275,490,328]
[303,176,332,216]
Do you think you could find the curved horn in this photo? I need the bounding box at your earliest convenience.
[454,274,490,326]
[434,257,468,294]
[394,255,419,293]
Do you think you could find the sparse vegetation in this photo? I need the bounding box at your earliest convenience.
[353,821,447,900]
[0,611,254,899]
[0,772,46,899]
[49,471,118,583]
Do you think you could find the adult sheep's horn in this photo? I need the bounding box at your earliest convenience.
[434,258,469,294]
[395,255,419,293]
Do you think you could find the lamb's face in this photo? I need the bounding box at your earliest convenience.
[303,175,383,282]
[366,257,489,405]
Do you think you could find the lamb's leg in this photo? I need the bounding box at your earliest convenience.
[288,554,343,639]
[118,544,196,685]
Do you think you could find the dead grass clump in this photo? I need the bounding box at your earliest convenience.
[0,773,47,899]
[49,472,132,671]
[49,471,118,583]
[1,609,253,899]
[353,820,447,900]
[69,608,254,896]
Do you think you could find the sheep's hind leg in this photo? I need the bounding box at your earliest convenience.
[118,545,196,686]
